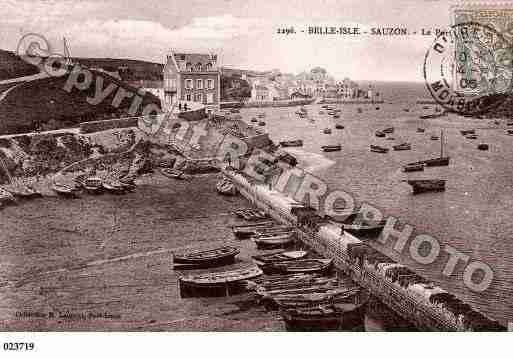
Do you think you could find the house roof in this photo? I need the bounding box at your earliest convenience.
[173,53,217,65]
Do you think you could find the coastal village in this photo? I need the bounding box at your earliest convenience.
[0,39,511,333]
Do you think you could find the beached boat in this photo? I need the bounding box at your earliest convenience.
[0,187,15,207]
[421,130,450,167]
[402,163,424,172]
[173,246,240,268]
[375,107,380,110]
[251,117,257,122]
[280,304,344,331]
[323,128,332,134]
[119,176,137,192]
[430,135,439,140]
[465,134,478,140]
[259,259,333,275]
[370,145,389,153]
[83,177,104,195]
[102,181,128,195]
[279,140,303,147]
[160,168,187,180]
[393,143,411,151]
[333,212,387,237]
[231,221,278,239]
[404,179,446,194]
[9,184,42,199]
[507,130,513,135]
[335,124,344,129]
[420,112,446,119]
[252,250,308,265]
[230,108,240,114]
[258,121,266,126]
[276,152,298,167]
[253,232,296,249]
[375,131,385,137]
[179,266,263,297]
[333,114,340,119]
[321,145,342,152]
[385,137,395,141]
[417,128,425,133]
[234,208,268,221]
[478,144,489,151]
[216,179,238,196]
[52,183,80,198]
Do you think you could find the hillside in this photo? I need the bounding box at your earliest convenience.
[0,69,161,135]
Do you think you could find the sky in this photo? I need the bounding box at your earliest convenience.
[0,0,463,81]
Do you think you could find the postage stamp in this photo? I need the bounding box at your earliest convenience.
[424,3,513,115]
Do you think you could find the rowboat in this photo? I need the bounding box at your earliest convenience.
[259,258,333,275]
[234,208,268,221]
[273,287,361,309]
[82,177,104,195]
[404,179,446,194]
[335,124,344,129]
[333,114,340,119]
[179,266,263,297]
[465,134,478,140]
[216,179,238,196]
[251,117,257,122]
[383,127,394,134]
[52,183,80,198]
[9,184,42,199]
[370,145,389,153]
[402,163,424,172]
[231,221,279,239]
[160,168,187,180]
[460,129,476,136]
[253,232,296,249]
[419,130,450,167]
[417,128,425,133]
[0,187,15,207]
[258,113,266,118]
[252,250,308,265]
[321,145,342,152]
[173,246,240,268]
[258,121,266,126]
[102,181,127,195]
[430,135,439,140]
[393,143,411,151]
[119,176,137,192]
[478,144,489,151]
[375,131,385,137]
[323,128,332,134]
[333,212,386,237]
[279,140,303,147]
[230,108,240,114]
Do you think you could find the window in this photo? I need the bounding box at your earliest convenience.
[206,93,214,104]
[185,79,193,89]
[186,94,191,101]
[196,79,203,89]
[207,79,214,89]
[185,62,192,71]
[195,63,203,71]
[194,93,202,102]
[205,63,212,71]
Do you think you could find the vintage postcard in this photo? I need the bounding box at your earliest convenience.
[0,0,513,355]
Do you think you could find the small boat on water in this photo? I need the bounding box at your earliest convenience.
[333,114,340,119]
[253,232,296,249]
[478,144,489,151]
[179,266,263,297]
[393,143,411,151]
[370,145,389,153]
[323,128,332,134]
[335,124,344,129]
[328,111,336,116]
[173,246,240,268]
[332,212,387,237]
[430,135,439,140]
[52,183,80,198]
[375,107,380,110]
[279,140,303,147]
[507,122,513,126]
[411,130,450,167]
[460,129,476,136]
[402,163,424,172]
[321,145,342,152]
[252,250,308,265]
[231,221,278,239]
[403,108,410,112]
[259,259,333,275]
[258,121,266,126]
[251,117,257,122]
[507,129,513,135]
[419,112,446,119]
[375,131,385,137]
[234,208,268,221]
[417,128,425,133]
[404,179,446,194]
[82,177,104,195]
[466,134,478,140]
[382,127,394,134]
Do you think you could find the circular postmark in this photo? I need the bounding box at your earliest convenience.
[424,22,513,116]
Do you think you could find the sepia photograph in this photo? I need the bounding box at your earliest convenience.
[0,0,512,356]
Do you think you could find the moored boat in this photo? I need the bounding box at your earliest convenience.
[82,176,104,195]
[477,143,489,151]
[430,135,439,140]
[257,112,266,118]
[102,180,127,195]
[251,117,257,122]
[279,140,303,147]
[465,134,478,140]
[216,179,238,196]
[252,250,308,265]
[331,212,387,237]
[460,129,476,136]
[230,108,240,114]
[375,130,385,137]
[280,304,343,331]
[52,182,80,198]
[370,145,389,153]
[179,266,263,297]
[259,258,333,275]
[404,179,446,194]
[0,187,16,207]
[335,124,344,129]
[231,221,278,239]
[160,168,187,180]
[323,128,332,134]
[253,232,296,249]
[258,121,266,126]
[321,145,342,152]
[393,143,411,151]
[333,114,340,118]
[383,127,394,134]
[417,128,425,133]
[402,163,424,172]
[173,246,240,268]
